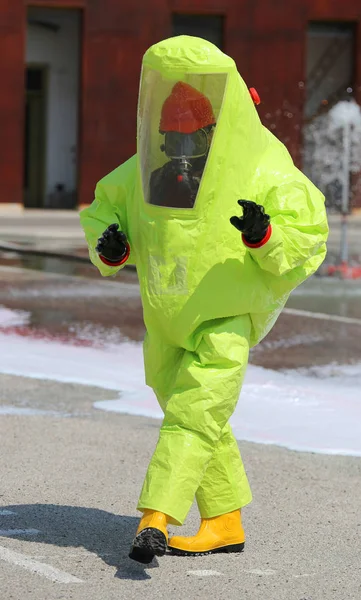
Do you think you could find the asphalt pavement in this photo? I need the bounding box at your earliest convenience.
[1,373,361,600]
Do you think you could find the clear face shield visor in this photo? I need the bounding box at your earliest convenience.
[138,69,227,208]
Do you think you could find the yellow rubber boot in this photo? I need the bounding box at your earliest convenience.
[129,510,169,564]
[168,510,245,556]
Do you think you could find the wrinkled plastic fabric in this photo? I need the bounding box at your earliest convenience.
[139,316,253,524]
[80,36,328,525]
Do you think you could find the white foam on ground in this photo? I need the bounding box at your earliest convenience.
[0,333,360,457]
[0,306,30,328]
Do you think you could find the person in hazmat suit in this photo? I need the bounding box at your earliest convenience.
[80,36,328,564]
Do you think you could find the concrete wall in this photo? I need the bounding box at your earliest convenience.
[26,7,80,204]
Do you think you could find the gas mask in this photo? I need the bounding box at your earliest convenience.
[159,126,214,205]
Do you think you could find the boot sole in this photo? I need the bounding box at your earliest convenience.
[168,542,245,557]
[129,528,168,564]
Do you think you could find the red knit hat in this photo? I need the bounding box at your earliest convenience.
[159,81,216,133]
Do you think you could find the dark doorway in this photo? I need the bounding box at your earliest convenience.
[303,22,357,211]
[25,7,81,209]
[172,14,224,49]
[24,66,47,208]
[305,22,355,119]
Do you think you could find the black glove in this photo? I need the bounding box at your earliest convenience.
[96,223,128,262]
[230,200,270,244]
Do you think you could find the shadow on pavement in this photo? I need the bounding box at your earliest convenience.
[0,504,159,580]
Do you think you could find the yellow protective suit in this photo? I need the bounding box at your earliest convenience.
[80,36,328,525]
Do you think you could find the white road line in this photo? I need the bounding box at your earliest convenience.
[0,545,83,584]
[0,510,16,516]
[187,570,223,577]
[0,529,40,536]
[283,307,361,326]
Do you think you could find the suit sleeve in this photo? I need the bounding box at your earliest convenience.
[243,181,329,277]
[79,155,137,276]
[79,182,130,277]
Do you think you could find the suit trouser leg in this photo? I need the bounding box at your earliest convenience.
[195,422,252,519]
[138,315,252,525]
